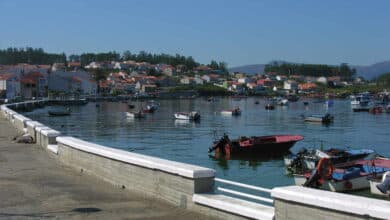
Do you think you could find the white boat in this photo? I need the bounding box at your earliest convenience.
[221,107,241,116]
[369,172,390,196]
[270,97,288,106]
[351,93,372,112]
[174,111,200,121]
[126,111,145,119]
[304,113,334,123]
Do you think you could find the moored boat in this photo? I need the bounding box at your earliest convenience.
[287,95,299,102]
[209,134,304,157]
[142,100,159,113]
[174,111,200,121]
[351,93,372,112]
[48,108,71,116]
[285,148,375,174]
[304,113,334,123]
[221,107,241,116]
[294,157,390,192]
[126,111,145,119]
[265,103,275,110]
[386,105,390,113]
[369,106,383,114]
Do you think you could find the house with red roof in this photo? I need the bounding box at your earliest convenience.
[298,82,317,91]
[20,71,47,98]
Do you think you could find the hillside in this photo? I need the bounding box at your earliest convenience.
[229,61,390,79]
[353,61,390,80]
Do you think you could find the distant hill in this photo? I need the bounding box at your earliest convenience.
[229,61,390,80]
[353,61,390,80]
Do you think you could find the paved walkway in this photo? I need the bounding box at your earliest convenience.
[0,118,210,220]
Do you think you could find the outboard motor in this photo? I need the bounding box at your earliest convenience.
[376,172,390,194]
[209,134,230,154]
[303,169,320,187]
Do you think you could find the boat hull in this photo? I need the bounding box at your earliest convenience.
[174,112,200,121]
[126,112,145,118]
[215,141,300,157]
[293,174,370,192]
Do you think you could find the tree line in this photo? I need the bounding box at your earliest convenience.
[264,62,356,80]
[71,50,218,71]
[0,47,227,72]
[0,47,66,65]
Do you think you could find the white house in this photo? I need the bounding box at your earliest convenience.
[284,80,298,90]
[0,73,20,99]
[316,76,328,84]
[238,77,250,84]
[194,76,204,85]
[85,62,101,69]
[201,75,211,83]
[180,76,194,85]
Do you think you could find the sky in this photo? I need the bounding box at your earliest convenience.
[0,0,389,67]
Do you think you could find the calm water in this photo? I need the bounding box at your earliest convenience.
[24,98,390,192]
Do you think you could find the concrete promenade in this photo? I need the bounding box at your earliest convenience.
[0,118,212,220]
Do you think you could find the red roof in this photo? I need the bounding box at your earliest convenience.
[0,73,14,80]
[20,78,36,84]
[26,71,43,78]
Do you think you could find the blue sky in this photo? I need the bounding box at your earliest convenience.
[0,0,389,67]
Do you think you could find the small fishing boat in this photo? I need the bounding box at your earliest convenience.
[271,97,288,106]
[303,102,309,106]
[174,111,200,121]
[221,107,241,116]
[265,103,275,110]
[48,108,71,116]
[287,95,299,102]
[304,113,334,124]
[126,111,145,119]
[386,105,390,113]
[254,101,260,105]
[351,93,372,112]
[285,148,375,174]
[143,105,156,113]
[209,134,304,157]
[294,157,390,192]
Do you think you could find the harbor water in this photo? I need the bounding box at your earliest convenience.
[24,98,390,192]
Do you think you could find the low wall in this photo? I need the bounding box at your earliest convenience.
[271,186,390,220]
[56,136,215,208]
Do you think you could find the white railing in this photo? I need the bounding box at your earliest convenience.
[215,178,273,204]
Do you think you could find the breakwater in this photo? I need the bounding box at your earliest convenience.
[1,101,390,220]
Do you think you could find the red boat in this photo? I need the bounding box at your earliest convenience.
[369,106,383,114]
[209,134,304,158]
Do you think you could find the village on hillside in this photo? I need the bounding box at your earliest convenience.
[0,58,379,103]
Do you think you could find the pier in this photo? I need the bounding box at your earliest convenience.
[1,101,390,220]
